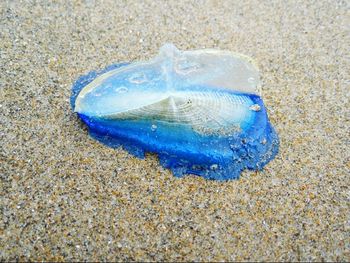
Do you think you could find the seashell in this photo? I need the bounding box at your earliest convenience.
[71,44,279,180]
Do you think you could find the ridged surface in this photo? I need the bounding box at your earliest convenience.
[107,91,254,135]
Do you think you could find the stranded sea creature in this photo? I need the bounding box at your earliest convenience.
[71,44,279,180]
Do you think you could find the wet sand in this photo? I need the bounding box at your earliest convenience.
[1,0,349,261]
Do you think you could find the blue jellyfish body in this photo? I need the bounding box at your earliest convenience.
[71,44,279,180]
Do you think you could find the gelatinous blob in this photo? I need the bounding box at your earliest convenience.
[128,72,148,84]
[115,86,128,94]
[71,44,279,180]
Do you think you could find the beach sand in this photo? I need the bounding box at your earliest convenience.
[1,0,349,261]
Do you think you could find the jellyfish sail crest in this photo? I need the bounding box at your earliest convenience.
[154,43,261,95]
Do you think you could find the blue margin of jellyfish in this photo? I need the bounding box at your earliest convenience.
[71,63,279,180]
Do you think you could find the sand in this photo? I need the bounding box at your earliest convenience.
[1,0,349,261]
